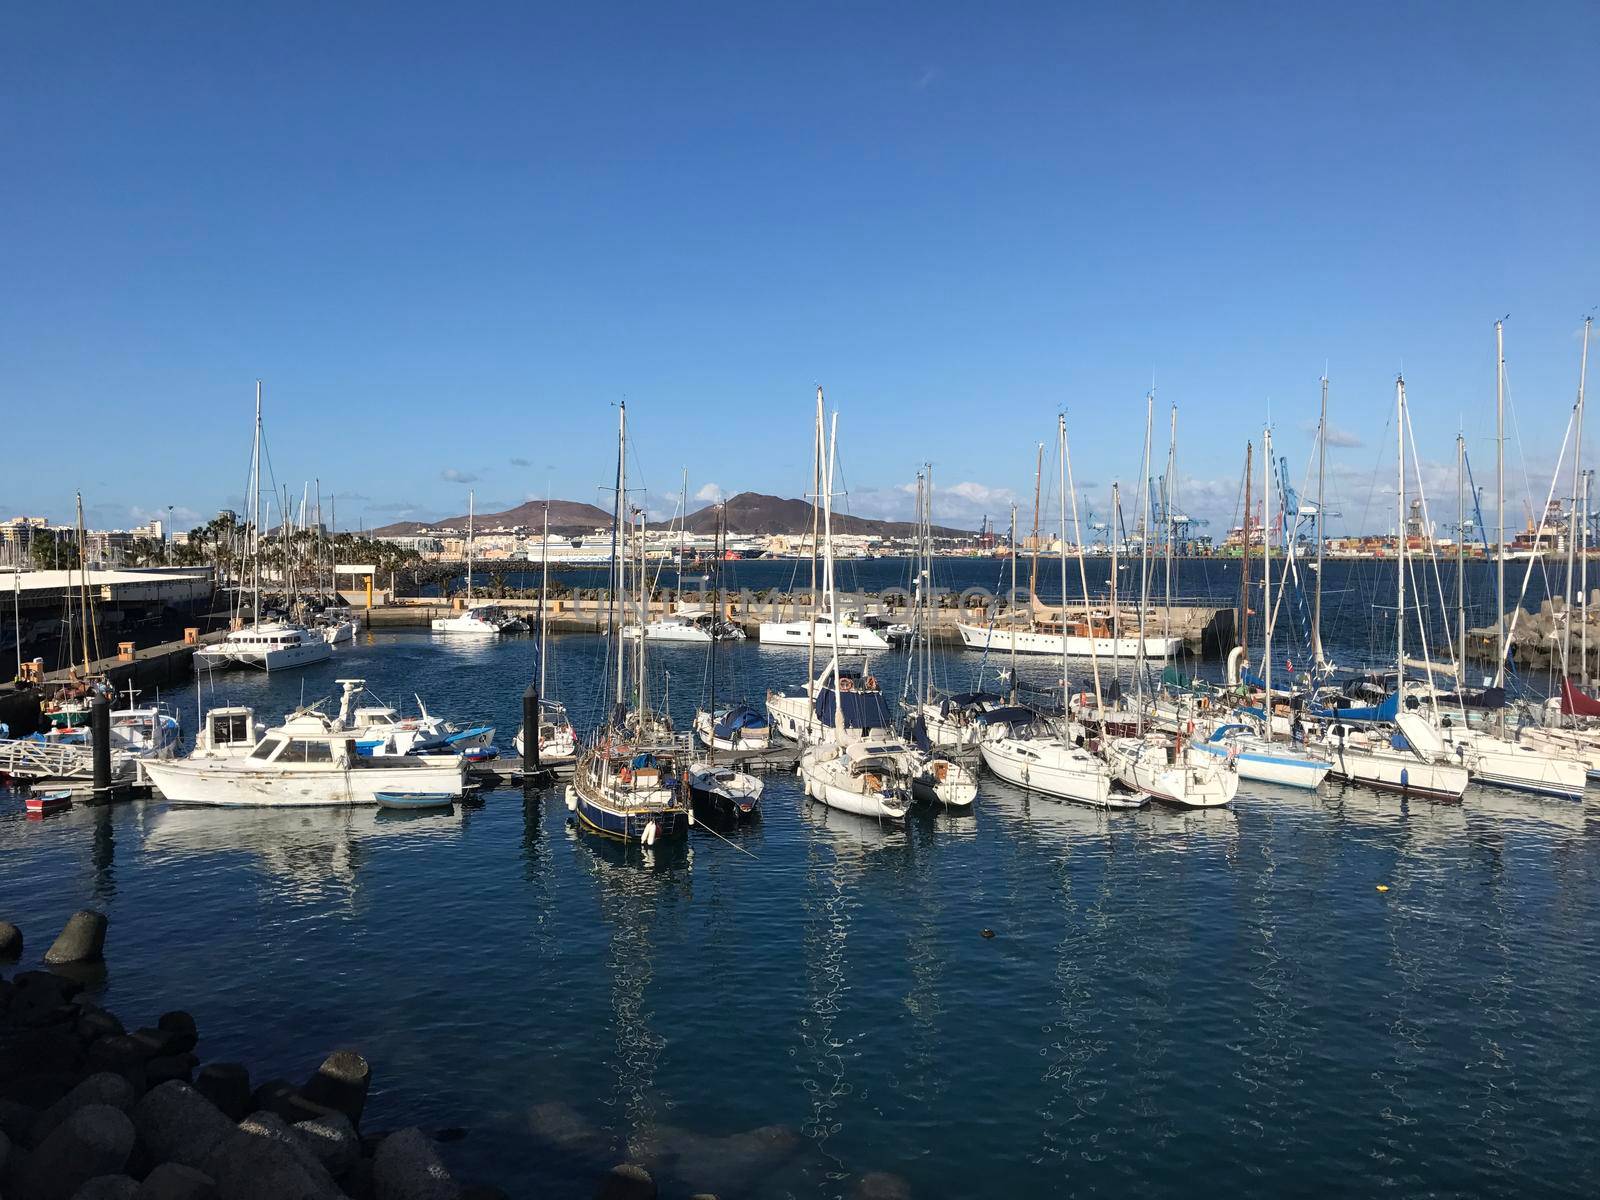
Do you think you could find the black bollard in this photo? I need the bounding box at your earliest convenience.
[91,698,112,804]
[523,682,541,774]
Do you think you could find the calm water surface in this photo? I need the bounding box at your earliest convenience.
[3,628,1597,1198]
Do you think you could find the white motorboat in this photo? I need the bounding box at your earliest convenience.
[142,711,467,806]
[758,611,890,653]
[623,607,744,643]
[1105,733,1239,808]
[798,739,912,820]
[330,680,495,758]
[431,603,510,637]
[193,622,335,672]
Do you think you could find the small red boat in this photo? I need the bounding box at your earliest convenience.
[24,789,72,816]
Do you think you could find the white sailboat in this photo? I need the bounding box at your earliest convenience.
[514,502,578,768]
[980,414,1147,810]
[195,383,334,674]
[432,491,509,637]
[1321,376,1467,802]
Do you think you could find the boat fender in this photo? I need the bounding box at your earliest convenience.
[564,786,577,812]
[1187,719,1195,736]
[686,809,695,827]
[643,820,657,847]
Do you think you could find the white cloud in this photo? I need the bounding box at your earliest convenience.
[440,468,479,484]
[693,483,723,504]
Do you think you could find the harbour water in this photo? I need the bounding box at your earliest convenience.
[4,624,1598,1197]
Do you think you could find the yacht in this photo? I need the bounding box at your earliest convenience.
[622,607,745,643]
[431,603,513,637]
[1187,722,1331,790]
[193,622,334,673]
[1321,713,1470,802]
[766,665,893,744]
[142,711,466,806]
[978,708,1145,809]
[956,608,1181,658]
[758,610,890,653]
[798,739,912,820]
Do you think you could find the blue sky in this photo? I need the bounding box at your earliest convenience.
[3,2,1596,536]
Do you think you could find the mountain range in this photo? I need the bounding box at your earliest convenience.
[372,492,972,539]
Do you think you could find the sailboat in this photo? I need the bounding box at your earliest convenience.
[514,502,578,768]
[1190,423,1331,790]
[1319,376,1469,802]
[195,383,334,673]
[796,401,912,820]
[686,503,764,820]
[563,402,693,843]
[432,491,513,636]
[1105,396,1239,808]
[979,415,1147,810]
[1421,322,1586,800]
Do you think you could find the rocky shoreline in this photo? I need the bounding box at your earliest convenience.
[0,911,706,1200]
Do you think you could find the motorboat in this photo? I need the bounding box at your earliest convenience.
[194,622,334,672]
[431,604,512,637]
[142,711,467,806]
[329,680,495,758]
[622,607,745,643]
[758,610,891,653]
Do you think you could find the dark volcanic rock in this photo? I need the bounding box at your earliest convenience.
[292,1111,358,1178]
[130,1082,235,1171]
[0,1097,38,1142]
[30,1073,137,1147]
[193,1063,251,1122]
[77,1008,127,1043]
[86,1036,148,1092]
[130,1027,187,1059]
[132,1161,218,1200]
[201,1111,342,1200]
[301,1050,371,1128]
[0,920,21,960]
[70,1176,140,1200]
[19,1103,135,1200]
[594,1163,657,1200]
[850,1172,913,1200]
[459,1188,510,1200]
[251,1078,329,1124]
[145,1054,199,1089]
[155,1012,198,1055]
[43,911,108,965]
[372,1126,460,1200]
[9,969,81,1026]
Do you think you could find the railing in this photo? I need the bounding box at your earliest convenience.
[0,738,136,782]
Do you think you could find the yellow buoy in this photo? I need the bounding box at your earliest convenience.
[1376,884,1390,892]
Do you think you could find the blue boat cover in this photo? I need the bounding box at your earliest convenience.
[1241,667,1268,689]
[713,704,768,739]
[941,691,1001,714]
[1206,723,1250,743]
[813,687,893,731]
[909,715,933,751]
[1310,692,1399,722]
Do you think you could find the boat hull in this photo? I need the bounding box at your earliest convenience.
[1190,738,1330,790]
[758,621,891,653]
[1324,744,1469,802]
[978,736,1144,808]
[143,758,466,807]
[798,752,909,819]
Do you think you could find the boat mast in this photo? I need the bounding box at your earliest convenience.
[678,466,687,612]
[1136,393,1153,734]
[1314,376,1327,669]
[252,380,262,631]
[1495,319,1506,688]
[1110,482,1120,687]
[1064,414,1105,719]
[1029,441,1043,627]
[1008,502,1019,696]
[465,490,475,605]
[1240,440,1252,667]
[1456,431,1467,673]
[1163,402,1176,662]
[611,402,627,710]
[1262,426,1273,744]
[75,491,92,677]
[539,499,550,698]
[1568,317,1589,682]
[823,412,845,742]
[1396,376,1407,688]
[807,387,823,688]
[708,501,721,764]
